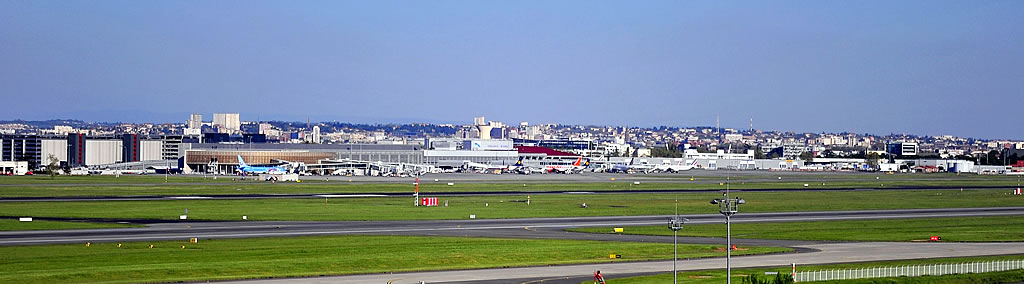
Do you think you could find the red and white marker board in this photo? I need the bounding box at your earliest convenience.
[421,197,438,206]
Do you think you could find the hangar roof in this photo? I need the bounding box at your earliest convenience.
[514,146,579,157]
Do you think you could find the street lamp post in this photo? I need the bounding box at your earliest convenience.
[711,196,745,284]
[668,200,687,284]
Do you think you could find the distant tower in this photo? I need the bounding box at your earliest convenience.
[716,115,721,143]
[473,116,486,126]
[749,118,753,132]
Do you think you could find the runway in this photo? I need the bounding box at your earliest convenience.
[2,207,1023,246]
[0,186,1015,202]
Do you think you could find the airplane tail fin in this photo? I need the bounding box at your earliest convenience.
[573,157,582,167]
[583,159,591,168]
[237,155,248,167]
[514,157,524,167]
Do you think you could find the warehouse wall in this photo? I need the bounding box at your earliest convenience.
[85,140,122,165]
[140,140,163,161]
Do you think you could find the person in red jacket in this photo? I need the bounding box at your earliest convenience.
[594,270,606,284]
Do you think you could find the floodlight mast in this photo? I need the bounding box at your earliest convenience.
[712,176,745,284]
[667,200,686,284]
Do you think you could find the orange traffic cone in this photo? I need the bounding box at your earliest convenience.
[731,245,738,250]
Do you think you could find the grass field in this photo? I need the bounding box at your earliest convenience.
[592,255,1024,284]
[1,189,1021,222]
[0,174,1020,197]
[0,235,788,284]
[569,216,1024,242]
[0,175,245,184]
[0,219,138,231]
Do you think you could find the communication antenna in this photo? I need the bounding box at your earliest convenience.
[717,115,721,143]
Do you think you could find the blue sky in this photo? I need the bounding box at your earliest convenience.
[1,1,1022,139]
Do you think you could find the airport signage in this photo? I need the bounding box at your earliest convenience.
[464,140,514,151]
[421,197,438,206]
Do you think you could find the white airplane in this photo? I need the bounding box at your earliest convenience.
[543,157,590,174]
[651,159,698,173]
[462,161,510,173]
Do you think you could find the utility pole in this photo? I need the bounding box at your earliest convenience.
[717,115,721,144]
[668,200,686,284]
[711,178,745,284]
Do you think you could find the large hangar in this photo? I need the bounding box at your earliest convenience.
[182,143,423,174]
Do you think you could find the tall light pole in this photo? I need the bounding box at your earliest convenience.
[711,195,745,284]
[667,200,687,284]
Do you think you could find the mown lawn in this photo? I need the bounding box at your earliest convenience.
[0,174,1019,197]
[0,235,788,284]
[1,189,1021,221]
[0,219,139,231]
[570,216,1024,242]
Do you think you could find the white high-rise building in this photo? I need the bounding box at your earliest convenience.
[473,116,486,126]
[213,113,240,133]
[312,126,322,144]
[186,113,203,129]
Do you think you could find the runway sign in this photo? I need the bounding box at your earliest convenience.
[421,197,438,206]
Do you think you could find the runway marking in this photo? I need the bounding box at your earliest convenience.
[3,211,1024,245]
[313,195,387,198]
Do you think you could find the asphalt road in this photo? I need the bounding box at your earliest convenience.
[3,207,1023,246]
[1,186,1016,202]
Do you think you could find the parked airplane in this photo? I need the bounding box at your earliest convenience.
[605,157,655,173]
[651,159,699,173]
[237,155,288,175]
[509,157,544,174]
[462,161,511,174]
[544,157,590,174]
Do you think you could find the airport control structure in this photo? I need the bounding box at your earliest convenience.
[1,131,999,177]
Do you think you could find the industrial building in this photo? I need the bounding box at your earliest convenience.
[0,161,29,175]
[2,134,68,169]
[887,142,919,156]
[2,134,191,169]
[182,143,424,174]
[513,138,594,151]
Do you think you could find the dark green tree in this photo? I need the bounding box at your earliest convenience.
[865,152,881,169]
[798,151,814,162]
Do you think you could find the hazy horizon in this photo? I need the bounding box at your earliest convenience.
[2,1,1022,139]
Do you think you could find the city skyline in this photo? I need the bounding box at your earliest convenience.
[2,1,1022,139]
[2,114,1021,143]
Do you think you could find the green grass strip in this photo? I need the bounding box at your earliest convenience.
[569,216,1024,242]
[0,190,1021,221]
[0,219,139,231]
[0,235,788,284]
[0,174,1021,197]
